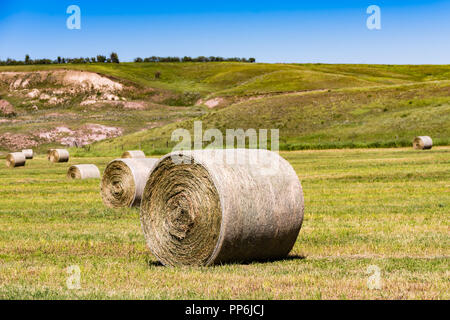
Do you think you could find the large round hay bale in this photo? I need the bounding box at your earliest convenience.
[413,136,433,150]
[6,152,26,168]
[140,149,304,266]
[101,158,159,208]
[22,149,33,159]
[67,164,100,180]
[122,150,146,159]
[49,149,69,163]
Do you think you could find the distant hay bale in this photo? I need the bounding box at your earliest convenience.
[47,149,55,160]
[22,149,33,159]
[122,150,146,159]
[413,136,433,150]
[67,164,100,180]
[49,149,69,163]
[101,158,158,208]
[6,152,26,168]
[140,149,304,266]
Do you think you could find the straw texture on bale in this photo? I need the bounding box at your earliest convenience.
[140,149,304,267]
[47,149,55,160]
[6,152,26,168]
[413,136,433,150]
[122,150,146,159]
[49,149,69,163]
[67,164,101,180]
[22,149,33,159]
[101,158,158,208]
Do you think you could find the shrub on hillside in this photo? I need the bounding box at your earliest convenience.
[97,55,107,63]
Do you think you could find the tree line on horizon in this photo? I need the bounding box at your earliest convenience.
[134,56,256,63]
[0,53,120,66]
[0,53,256,66]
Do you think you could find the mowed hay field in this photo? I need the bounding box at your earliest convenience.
[0,148,448,300]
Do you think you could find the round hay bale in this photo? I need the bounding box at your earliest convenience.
[22,149,33,159]
[49,149,69,163]
[67,164,100,180]
[140,149,304,266]
[101,158,158,208]
[47,149,55,160]
[413,136,433,150]
[6,152,26,168]
[122,150,146,159]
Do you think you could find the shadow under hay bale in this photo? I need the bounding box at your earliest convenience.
[413,136,433,150]
[140,149,304,267]
[49,149,69,163]
[67,164,100,180]
[6,152,26,168]
[21,149,33,159]
[122,150,146,159]
[101,158,159,208]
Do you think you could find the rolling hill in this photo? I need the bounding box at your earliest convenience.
[0,62,449,155]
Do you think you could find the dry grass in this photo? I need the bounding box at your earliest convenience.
[0,148,448,299]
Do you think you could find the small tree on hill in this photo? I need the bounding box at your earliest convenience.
[110,52,120,63]
[97,55,107,63]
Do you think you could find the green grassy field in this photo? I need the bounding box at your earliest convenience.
[0,148,448,299]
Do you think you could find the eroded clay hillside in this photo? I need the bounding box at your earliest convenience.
[0,69,205,153]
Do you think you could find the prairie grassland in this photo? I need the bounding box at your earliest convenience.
[2,63,450,95]
[86,81,450,155]
[1,63,450,154]
[0,148,449,299]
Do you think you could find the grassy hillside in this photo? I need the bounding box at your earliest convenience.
[1,62,450,154]
[84,80,450,156]
[1,148,448,299]
[2,62,450,96]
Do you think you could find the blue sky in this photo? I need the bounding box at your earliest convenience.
[0,0,449,64]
